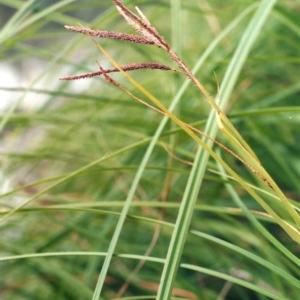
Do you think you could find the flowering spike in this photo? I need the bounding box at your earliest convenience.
[64,26,154,45]
[59,62,175,81]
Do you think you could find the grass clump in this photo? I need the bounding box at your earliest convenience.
[0,0,299,299]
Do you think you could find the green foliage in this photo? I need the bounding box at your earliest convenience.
[0,0,300,299]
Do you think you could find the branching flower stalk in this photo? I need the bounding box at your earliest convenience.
[60,0,300,238]
[60,0,273,192]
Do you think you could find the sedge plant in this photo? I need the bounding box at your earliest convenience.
[0,0,300,299]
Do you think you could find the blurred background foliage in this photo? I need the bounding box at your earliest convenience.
[0,0,299,299]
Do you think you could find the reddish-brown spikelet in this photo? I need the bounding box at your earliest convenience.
[59,63,174,81]
[64,26,155,45]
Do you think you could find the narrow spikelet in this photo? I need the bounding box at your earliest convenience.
[64,26,155,45]
[59,62,174,81]
[113,0,169,50]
